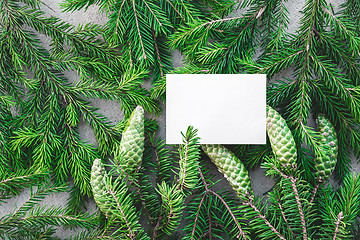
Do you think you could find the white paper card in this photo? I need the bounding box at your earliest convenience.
[166,74,266,144]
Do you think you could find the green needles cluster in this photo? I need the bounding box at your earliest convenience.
[0,0,159,216]
[61,0,236,101]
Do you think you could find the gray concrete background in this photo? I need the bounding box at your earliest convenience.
[1,0,359,238]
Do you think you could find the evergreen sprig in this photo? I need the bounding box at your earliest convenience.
[0,169,48,201]
[317,174,360,239]
[182,167,250,240]
[60,0,237,102]
[177,126,201,191]
[0,177,98,239]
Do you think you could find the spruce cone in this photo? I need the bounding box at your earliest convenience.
[314,114,338,181]
[117,105,145,173]
[201,144,252,196]
[90,158,112,217]
[266,105,297,169]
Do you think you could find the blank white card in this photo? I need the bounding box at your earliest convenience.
[166,74,266,144]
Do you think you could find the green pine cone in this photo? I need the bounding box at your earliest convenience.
[117,105,145,173]
[201,144,252,197]
[90,158,112,217]
[314,114,338,181]
[266,105,297,169]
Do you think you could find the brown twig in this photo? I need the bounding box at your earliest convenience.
[243,194,286,240]
[136,179,154,226]
[271,166,308,240]
[291,177,308,240]
[108,188,136,240]
[132,0,147,60]
[208,205,213,240]
[199,168,249,240]
[276,196,295,238]
[38,0,55,12]
[149,135,164,184]
[36,228,52,240]
[310,180,321,204]
[151,27,165,77]
[190,194,206,240]
[116,162,155,227]
[333,212,344,240]
[128,41,133,66]
[152,192,175,239]
[152,216,162,240]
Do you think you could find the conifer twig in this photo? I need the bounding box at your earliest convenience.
[291,177,308,240]
[178,143,189,190]
[38,0,55,12]
[275,196,295,238]
[152,192,175,239]
[243,194,286,240]
[165,0,184,20]
[310,180,321,204]
[136,178,154,225]
[108,187,136,240]
[152,28,165,77]
[333,211,344,240]
[199,168,248,240]
[207,207,213,240]
[149,136,162,183]
[271,165,308,240]
[152,219,161,239]
[132,0,147,60]
[190,194,206,240]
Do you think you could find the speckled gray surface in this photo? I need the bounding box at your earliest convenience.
[1,0,357,239]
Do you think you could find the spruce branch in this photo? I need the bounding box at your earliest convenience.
[108,187,137,240]
[290,177,307,240]
[153,182,184,237]
[199,168,249,240]
[190,194,206,240]
[269,165,307,239]
[100,176,150,240]
[66,185,89,215]
[317,174,360,238]
[242,194,286,240]
[275,195,295,238]
[11,183,68,218]
[0,177,98,239]
[135,176,155,225]
[148,133,172,183]
[0,170,48,199]
[177,126,200,191]
[131,145,162,226]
